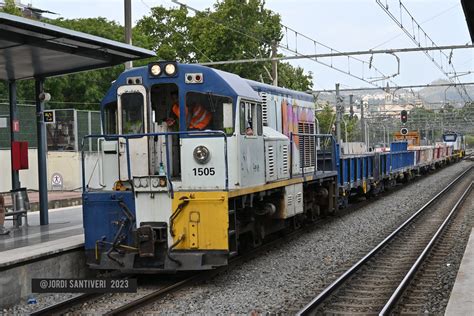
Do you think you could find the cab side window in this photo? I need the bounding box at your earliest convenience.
[185,92,233,133]
[240,101,263,136]
[104,102,117,134]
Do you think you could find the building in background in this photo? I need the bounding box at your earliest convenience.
[0,0,56,19]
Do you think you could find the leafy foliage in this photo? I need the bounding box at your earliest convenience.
[136,0,312,88]
[0,0,22,16]
[278,63,313,91]
[316,104,335,135]
[135,6,193,61]
[1,0,313,110]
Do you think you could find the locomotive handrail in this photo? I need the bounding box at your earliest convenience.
[81,130,229,196]
[289,133,337,179]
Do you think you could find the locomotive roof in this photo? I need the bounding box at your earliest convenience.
[100,63,312,107]
[101,63,262,107]
[245,79,314,102]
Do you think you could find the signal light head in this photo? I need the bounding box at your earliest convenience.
[400,110,408,124]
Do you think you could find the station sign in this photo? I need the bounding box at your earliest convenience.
[12,119,20,132]
[51,172,63,190]
[43,110,55,124]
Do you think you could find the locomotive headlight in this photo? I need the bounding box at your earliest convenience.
[140,177,149,188]
[164,63,177,76]
[150,64,161,76]
[193,145,210,164]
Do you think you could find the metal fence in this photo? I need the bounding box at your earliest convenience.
[0,103,101,151]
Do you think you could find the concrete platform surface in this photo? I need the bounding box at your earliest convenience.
[2,191,82,211]
[0,206,84,266]
[445,228,474,315]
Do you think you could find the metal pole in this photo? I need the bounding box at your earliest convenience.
[271,40,278,86]
[342,118,348,143]
[9,81,21,190]
[124,0,133,69]
[382,125,386,147]
[349,94,354,117]
[360,100,365,143]
[365,121,370,148]
[335,83,341,143]
[35,79,49,225]
[201,44,474,66]
[315,116,320,148]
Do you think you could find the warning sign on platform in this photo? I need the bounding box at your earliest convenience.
[12,119,20,132]
[51,173,63,191]
[43,110,55,124]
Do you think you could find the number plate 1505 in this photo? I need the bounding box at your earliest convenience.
[192,167,215,176]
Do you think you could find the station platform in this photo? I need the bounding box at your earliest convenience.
[0,206,87,307]
[0,205,84,268]
[2,190,82,211]
[445,228,474,315]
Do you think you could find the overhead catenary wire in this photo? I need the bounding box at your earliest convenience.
[170,0,397,90]
[376,0,472,102]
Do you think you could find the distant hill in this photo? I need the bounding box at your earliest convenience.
[316,79,473,109]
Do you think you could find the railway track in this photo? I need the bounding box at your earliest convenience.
[31,199,377,315]
[297,166,473,315]
[30,165,471,315]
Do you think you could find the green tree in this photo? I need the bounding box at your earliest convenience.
[0,17,151,110]
[0,0,22,16]
[135,6,193,61]
[136,0,312,89]
[278,64,313,91]
[189,0,281,80]
[316,103,335,135]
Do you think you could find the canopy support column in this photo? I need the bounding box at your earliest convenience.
[35,79,49,225]
[9,80,20,190]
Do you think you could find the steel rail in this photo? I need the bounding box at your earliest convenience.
[104,277,202,316]
[380,181,473,315]
[29,293,101,316]
[297,165,472,316]
[29,273,132,316]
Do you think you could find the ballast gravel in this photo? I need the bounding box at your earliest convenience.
[141,161,472,315]
[4,161,471,315]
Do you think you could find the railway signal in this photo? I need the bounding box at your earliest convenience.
[400,110,408,124]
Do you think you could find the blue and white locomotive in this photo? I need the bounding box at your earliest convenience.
[81,61,457,273]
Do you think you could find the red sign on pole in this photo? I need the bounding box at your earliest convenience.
[12,119,20,132]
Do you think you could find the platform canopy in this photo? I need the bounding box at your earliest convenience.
[0,12,156,226]
[0,12,156,80]
[462,0,474,42]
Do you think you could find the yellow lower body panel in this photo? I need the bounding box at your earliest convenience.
[171,191,228,251]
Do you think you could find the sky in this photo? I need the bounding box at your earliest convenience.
[28,0,474,91]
